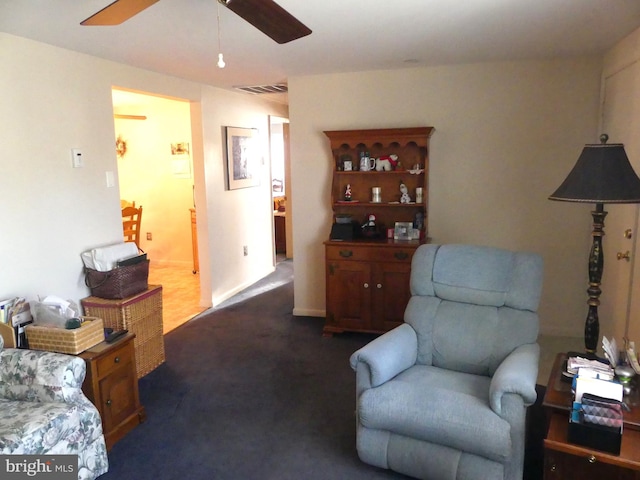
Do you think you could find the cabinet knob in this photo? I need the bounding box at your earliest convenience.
[587,454,596,464]
[114,356,120,363]
[339,250,353,258]
[549,464,556,472]
[106,399,112,407]
[377,283,382,289]
[364,283,369,289]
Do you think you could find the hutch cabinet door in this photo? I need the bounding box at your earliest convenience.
[326,260,372,333]
[371,261,412,332]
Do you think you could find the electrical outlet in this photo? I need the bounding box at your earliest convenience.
[243,246,248,256]
[147,232,152,241]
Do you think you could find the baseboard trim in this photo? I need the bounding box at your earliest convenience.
[293,308,325,318]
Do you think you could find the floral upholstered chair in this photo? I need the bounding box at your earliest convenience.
[0,335,109,479]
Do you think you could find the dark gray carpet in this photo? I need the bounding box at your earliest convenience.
[100,263,544,480]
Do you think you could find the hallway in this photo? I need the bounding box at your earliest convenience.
[152,255,291,334]
[148,264,203,334]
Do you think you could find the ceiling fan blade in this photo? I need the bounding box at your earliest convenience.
[81,0,160,26]
[219,0,311,44]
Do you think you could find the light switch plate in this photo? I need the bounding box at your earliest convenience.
[71,148,83,168]
[105,171,115,188]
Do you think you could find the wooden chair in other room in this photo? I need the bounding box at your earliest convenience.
[122,205,143,248]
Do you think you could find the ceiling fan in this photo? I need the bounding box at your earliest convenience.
[81,0,312,44]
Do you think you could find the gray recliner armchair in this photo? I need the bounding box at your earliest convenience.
[350,244,543,480]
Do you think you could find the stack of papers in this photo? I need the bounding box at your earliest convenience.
[602,336,619,367]
[567,356,614,380]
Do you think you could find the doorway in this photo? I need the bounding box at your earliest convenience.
[112,88,207,333]
[269,116,292,263]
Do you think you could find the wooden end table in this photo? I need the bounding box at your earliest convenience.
[542,352,640,479]
[79,333,146,450]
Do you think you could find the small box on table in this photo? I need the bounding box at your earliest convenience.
[26,317,104,354]
[81,285,164,378]
[567,419,622,455]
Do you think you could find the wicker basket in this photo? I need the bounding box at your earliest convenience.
[81,286,164,377]
[26,317,104,354]
[84,260,149,299]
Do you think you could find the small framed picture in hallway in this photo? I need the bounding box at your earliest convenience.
[224,126,260,190]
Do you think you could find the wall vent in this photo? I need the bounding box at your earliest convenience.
[234,84,288,95]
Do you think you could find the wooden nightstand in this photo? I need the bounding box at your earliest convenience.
[545,413,640,478]
[542,353,640,479]
[79,333,146,450]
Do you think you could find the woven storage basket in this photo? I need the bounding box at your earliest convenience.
[81,285,164,378]
[134,334,166,378]
[84,259,149,300]
[26,317,104,354]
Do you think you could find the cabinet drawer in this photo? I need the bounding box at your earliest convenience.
[96,344,134,379]
[544,448,640,479]
[326,245,371,261]
[374,248,415,263]
[326,245,417,263]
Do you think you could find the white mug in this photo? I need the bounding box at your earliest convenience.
[360,156,375,172]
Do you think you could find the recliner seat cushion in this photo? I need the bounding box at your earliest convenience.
[358,365,511,463]
[0,399,89,454]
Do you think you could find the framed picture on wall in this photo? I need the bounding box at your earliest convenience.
[224,126,260,190]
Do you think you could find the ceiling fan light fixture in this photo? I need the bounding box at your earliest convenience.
[216,0,225,69]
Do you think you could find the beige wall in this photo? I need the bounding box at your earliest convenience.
[0,30,619,338]
[287,58,602,336]
[0,33,287,309]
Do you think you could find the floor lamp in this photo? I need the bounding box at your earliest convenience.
[549,134,640,355]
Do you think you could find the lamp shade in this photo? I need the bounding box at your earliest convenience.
[549,139,640,203]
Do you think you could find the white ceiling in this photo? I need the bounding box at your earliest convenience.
[4,0,640,105]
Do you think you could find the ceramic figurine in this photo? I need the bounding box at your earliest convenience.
[399,181,411,203]
[375,154,399,171]
[344,183,352,201]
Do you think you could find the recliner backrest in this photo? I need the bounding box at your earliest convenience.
[405,244,543,376]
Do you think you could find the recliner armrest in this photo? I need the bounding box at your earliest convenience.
[489,343,540,415]
[350,323,418,388]
[0,348,87,404]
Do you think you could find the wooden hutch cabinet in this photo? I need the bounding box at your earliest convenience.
[323,127,434,336]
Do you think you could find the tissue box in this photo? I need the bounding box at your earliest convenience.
[26,317,104,354]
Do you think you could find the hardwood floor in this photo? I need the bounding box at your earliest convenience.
[148,263,205,334]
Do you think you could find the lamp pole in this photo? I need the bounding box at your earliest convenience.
[585,202,606,354]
